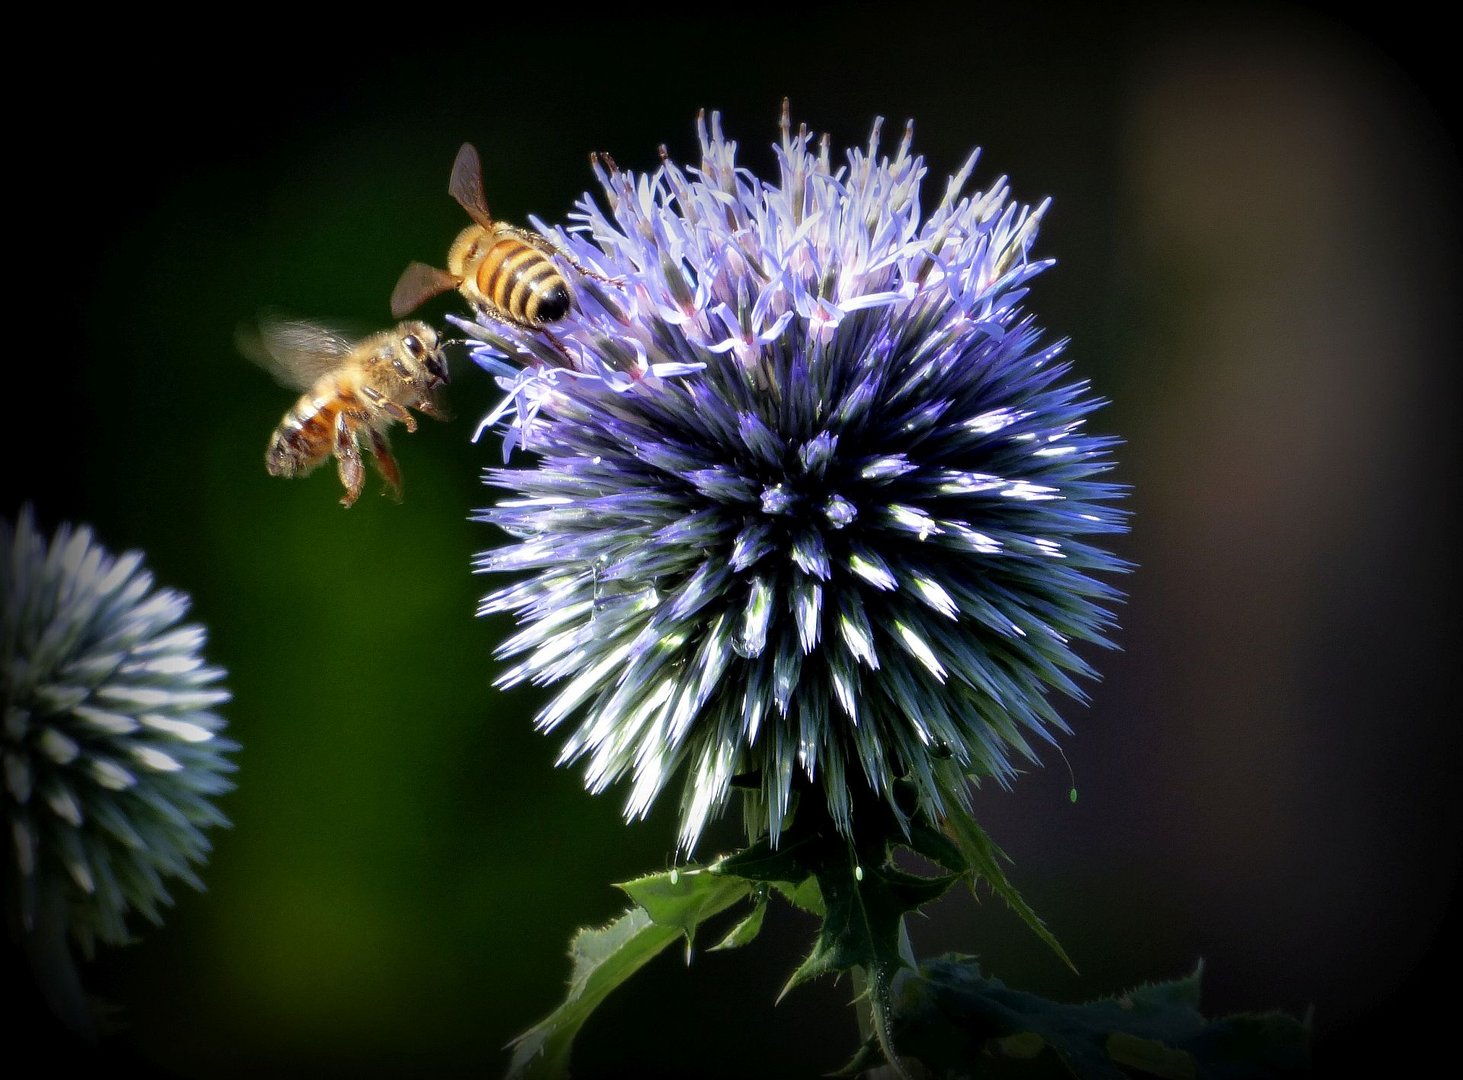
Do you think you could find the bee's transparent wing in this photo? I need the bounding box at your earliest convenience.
[238,314,357,391]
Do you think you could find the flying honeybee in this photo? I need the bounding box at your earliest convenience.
[239,317,449,508]
[390,142,615,333]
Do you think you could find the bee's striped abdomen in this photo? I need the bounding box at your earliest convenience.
[266,390,352,477]
[476,237,570,327]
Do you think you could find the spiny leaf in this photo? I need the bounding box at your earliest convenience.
[783,848,958,1080]
[771,875,825,917]
[709,896,767,951]
[856,956,1310,1079]
[1121,960,1205,1011]
[782,859,956,998]
[506,867,753,1078]
[932,807,1076,973]
[712,833,822,884]
[618,865,755,948]
[505,907,678,1079]
[1106,1032,1197,1078]
[711,833,826,914]
[904,816,968,874]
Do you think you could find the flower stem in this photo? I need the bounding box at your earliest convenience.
[852,964,876,1044]
[853,962,914,1080]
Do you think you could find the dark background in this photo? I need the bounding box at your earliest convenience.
[5,3,1457,1076]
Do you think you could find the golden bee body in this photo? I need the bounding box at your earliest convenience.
[391,142,610,332]
[242,318,449,507]
[442,220,571,329]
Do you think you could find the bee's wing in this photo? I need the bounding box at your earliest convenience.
[237,315,357,391]
[390,262,459,319]
[449,142,495,229]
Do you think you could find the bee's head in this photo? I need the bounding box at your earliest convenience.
[391,322,450,388]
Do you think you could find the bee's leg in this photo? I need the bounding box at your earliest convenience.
[503,224,564,256]
[504,224,625,286]
[362,386,417,433]
[367,429,404,502]
[541,330,577,364]
[563,257,626,288]
[472,304,576,365]
[415,396,452,423]
[334,414,365,508]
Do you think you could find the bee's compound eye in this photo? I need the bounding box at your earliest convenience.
[402,334,423,356]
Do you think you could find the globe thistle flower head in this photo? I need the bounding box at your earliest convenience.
[466,106,1128,852]
[2,506,235,960]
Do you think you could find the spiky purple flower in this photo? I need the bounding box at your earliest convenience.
[462,107,1128,851]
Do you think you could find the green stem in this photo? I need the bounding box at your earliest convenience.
[854,961,915,1080]
[852,964,876,1044]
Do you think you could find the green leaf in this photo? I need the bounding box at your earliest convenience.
[712,833,821,885]
[783,858,955,997]
[1122,962,1205,1012]
[905,818,968,873]
[784,849,957,1080]
[934,808,1076,973]
[1106,1032,1197,1078]
[870,955,1310,1079]
[771,875,825,917]
[618,865,755,949]
[711,835,826,916]
[506,868,753,1079]
[709,896,767,951]
[505,907,678,1080]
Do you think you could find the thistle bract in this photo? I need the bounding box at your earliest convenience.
[467,108,1127,851]
[2,506,235,955]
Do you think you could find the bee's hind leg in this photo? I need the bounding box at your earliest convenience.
[505,224,624,287]
[334,414,366,508]
[367,428,404,502]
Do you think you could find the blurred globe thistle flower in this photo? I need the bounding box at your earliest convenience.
[465,106,1127,852]
[2,505,234,1029]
